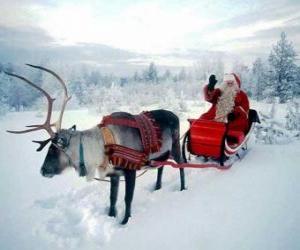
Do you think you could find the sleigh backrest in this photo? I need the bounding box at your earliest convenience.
[188,119,226,158]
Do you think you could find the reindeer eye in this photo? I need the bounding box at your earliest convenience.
[57,137,67,148]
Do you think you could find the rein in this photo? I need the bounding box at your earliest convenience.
[94,169,149,183]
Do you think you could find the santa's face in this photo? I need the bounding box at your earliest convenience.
[220,79,238,91]
[225,80,235,87]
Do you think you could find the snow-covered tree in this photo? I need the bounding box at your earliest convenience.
[251,58,268,101]
[268,32,298,103]
[232,60,252,96]
[294,66,300,97]
[0,71,9,116]
[69,75,88,105]
[133,71,141,82]
[178,68,187,82]
[161,69,172,81]
[87,70,102,86]
[193,53,224,82]
[1,64,42,111]
[143,62,158,83]
[255,98,300,142]
[285,100,300,131]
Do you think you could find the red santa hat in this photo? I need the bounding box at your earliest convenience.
[223,73,241,88]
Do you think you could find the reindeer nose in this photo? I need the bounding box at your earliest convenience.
[41,167,54,178]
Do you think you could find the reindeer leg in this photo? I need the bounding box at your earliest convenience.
[179,168,186,191]
[172,129,186,191]
[121,169,136,225]
[155,167,164,190]
[109,174,120,217]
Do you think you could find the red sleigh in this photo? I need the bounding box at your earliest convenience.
[182,109,260,168]
[152,109,260,170]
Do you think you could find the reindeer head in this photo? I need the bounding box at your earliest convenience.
[6,64,76,178]
[40,126,80,177]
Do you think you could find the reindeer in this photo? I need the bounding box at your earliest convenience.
[6,65,185,224]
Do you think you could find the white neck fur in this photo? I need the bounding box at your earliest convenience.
[66,127,113,181]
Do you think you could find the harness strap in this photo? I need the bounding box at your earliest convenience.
[99,127,116,170]
[100,116,139,128]
[134,112,161,153]
[98,112,162,170]
[99,112,161,154]
[79,134,87,176]
[99,126,149,170]
[101,127,116,144]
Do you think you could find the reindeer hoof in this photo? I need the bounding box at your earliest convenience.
[154,183,161,190]
[108,208,117,217]
[121,216,130,225]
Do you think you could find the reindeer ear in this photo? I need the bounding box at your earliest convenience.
[69,125,76,131]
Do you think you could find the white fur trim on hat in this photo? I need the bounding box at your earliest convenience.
[223,74,235,82]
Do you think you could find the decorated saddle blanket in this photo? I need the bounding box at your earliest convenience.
[99,111,162,170]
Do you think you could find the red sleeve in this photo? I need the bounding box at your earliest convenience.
[203,85,221,104]
[233,91,249,118]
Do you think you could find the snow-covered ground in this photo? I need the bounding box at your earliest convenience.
[0,104,299,250]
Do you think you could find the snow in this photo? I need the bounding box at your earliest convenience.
[0,104,299,250]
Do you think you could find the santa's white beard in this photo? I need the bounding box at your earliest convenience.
[215,82,239,122]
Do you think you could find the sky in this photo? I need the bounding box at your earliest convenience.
[0,0,299,67]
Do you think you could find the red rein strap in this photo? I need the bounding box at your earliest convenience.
[150,160,232,170]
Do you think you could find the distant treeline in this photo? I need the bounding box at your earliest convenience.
[0,32,299,115]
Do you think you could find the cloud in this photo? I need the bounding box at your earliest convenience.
[32,2,223,54]
[209,17,300,53]
[214,0,300,30]
[192,0,300,58]
[0,25,141,68]
[0,25,54,48]
[0,0,55,28]
[0,0,299,66]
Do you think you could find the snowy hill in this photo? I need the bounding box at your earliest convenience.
[0,109,299,250]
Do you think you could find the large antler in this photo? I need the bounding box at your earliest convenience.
[5,71,56,137]
[26,64,71,131]
[5,65,72,150]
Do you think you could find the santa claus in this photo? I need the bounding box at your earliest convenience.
[200,73,250,133]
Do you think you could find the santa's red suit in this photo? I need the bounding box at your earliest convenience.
[200,73,250,133]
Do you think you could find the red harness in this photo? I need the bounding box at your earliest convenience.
[98,111,162,170]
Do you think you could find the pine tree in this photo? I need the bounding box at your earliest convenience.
[178,68,187,82]
[294,66,300,97]
[252,58,268,101]
[88,70,102,86]
[69,76,86,105]
[286,101,300,131]
[255,99,292,144]
[268,32,297,103]
[133,71,141,82]
[0,71,9,116]
[233,60,252,96]
[143,62,158,83]
[160,69,171,82]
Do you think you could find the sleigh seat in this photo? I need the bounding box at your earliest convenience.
[226,130,245,146]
